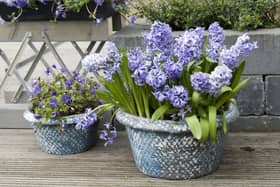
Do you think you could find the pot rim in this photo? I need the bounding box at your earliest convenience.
[23,110,84,125]
[116,103,239,134]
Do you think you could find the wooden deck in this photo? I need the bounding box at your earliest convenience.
[0,130,280,187]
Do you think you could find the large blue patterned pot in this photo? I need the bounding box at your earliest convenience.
[116,104,239,179]
[24,111,98,155]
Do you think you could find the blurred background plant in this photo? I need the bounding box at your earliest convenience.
[135,0,280,31]
[0,0,130,23]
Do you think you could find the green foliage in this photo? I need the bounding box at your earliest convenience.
[151,103,170,122]
[96,53,157,119]
[181,57,249,142]
[63,0,90,12]
[136,0,280,31]
[30,69,99,121]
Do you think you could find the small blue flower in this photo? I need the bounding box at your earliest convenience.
[61,94,71,104]
[99,129,108,140]
[55,3,67,18]
[105,42,122,63]
[146,67,167,89]
[75,108,97,130]
[72,70,79,77]
[75,74,86,84]
[49,98,59,108]
[103,62,120,82]
[191,72,212,93]
[220,33,258,69]
[99,123,117,147]
[65,78,73,88]
[34,114,42,120]
[235,33,258,56]
[144,21,173,58]
[153,85,171,102]
[79,88,85,93]
[169,86,189,108]
[219,47,239,69]
[210,65,232,87]
[164,59,183,80]
[82,42,121,82]
[45,67,51,76]
[206,22,225,63]
[129,15,136,24]
[31,79,38,88]
[30,86,42,96]
[3,1,17,7]
[174,27,205,65]
[128,48,143,71]
[15,0,29,8]
[208,22,225,44]
[51,112,57,118]
[94,0,104,6]
[132,65,149,86]
[91,88,97,95]
[90,84,100,95]
[60,66,67,74]
[209,64,232,95]
[82,53,108,72]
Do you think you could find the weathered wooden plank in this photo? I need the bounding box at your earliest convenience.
[0,104,29,128]
[0,130,280,186]
[0,18,113,42]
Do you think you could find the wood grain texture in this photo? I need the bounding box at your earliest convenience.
[0,130,279,187]
[0,18,113,42]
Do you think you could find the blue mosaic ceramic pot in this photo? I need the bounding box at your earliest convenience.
[24,111,98,155]
[116,104,239,179]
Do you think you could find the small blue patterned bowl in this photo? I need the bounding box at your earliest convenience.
[116,104,239,179]
[24,111,98,155]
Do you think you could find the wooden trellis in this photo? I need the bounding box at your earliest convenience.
[0,18,113,103]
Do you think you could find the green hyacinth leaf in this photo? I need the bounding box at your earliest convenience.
[222,111,228,134]
[96,91,117,105]
[151,104,170,122]
[216,78,250,109]
[232,77,251,95]
[231,61,246,89]
[197,106,207,118]
[185,115,202,140]
[192,91,200,107]
[221,86,232,94]
[209,106,217,143]
[200,117,210,142]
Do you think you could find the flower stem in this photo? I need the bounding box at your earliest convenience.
[143,87,150,118]
[13,7,23,22]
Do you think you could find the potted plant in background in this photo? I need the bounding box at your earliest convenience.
[82,21,257,179]
[23,66,101,155]
[0,0,131,30]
